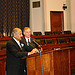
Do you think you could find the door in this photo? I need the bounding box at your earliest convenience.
[50,11,64,33]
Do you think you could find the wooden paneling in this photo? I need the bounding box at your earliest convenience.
[26,48,71,75]
[53,50,70,75]
[0,50,6,75]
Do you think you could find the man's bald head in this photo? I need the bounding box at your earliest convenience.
[12,28,22,41]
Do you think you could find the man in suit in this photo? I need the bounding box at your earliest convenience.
[22,27,38,51]
[6,28,39,75]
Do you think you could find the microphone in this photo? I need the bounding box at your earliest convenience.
[33,40,41,48]
[28,42,35,48]
[33,40,43,52]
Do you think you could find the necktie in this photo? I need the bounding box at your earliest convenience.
[28,39,30,46]
[28,39,30,43]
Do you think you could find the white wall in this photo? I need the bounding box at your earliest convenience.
[70,0,75,33]
[66,0,71,30]
[30,0,75,34]
[30,0,44,34]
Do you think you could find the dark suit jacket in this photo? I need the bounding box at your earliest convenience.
[6,38,32,75]
[21,37,38,52]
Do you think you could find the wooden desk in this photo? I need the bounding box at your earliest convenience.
[24,47,71,75]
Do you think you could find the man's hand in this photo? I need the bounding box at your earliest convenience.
[28,48,39,55]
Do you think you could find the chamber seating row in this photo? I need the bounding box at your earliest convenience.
[0,31,72,37]
[0,34,75,50]
[32,31,72,35]
[35,36,75,46]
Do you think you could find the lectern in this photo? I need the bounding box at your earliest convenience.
[0,47,72,75]
[24,48,71,75]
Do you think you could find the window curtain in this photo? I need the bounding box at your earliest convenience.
[0,0,30,36]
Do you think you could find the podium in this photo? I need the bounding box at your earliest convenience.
[0,47,74,75]
[24,48,71,75]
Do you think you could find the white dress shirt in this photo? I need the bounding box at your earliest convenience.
[25,37,31,45]
[13,37,30,55]
[13,37,21,48]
